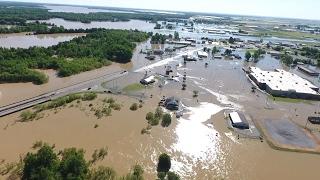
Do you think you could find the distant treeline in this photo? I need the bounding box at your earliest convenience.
[0,29,149,84]
[0,4,191,26]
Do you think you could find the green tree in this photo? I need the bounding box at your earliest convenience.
[281,54,294,66]
[161,114,172,127]
[59,148,89,180]
[22,145,59,180]
[245,51,251,61]
[154,107,163,119]
[212,46,219,55]
[157,153,171,173]
[174,31,179,40]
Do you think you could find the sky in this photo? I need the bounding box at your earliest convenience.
[4,0,320,20]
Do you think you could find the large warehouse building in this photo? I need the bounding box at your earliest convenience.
[248,67,320,100]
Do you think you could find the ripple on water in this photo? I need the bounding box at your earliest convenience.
[171,102,227,177]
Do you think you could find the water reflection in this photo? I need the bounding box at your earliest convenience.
[37,18,155,32]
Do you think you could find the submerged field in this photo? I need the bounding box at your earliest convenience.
[1,43,320,179]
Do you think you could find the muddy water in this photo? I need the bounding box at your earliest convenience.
[0,33,85,48]
[1,42,320,179]
[37,18,155,32]
[0,64,122,106]
[44,5,136,14]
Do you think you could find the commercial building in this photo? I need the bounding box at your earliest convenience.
[248,67,320,100]
[229,112,249,129]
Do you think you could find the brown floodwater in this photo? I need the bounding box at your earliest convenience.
[0,33,85,48]
[1,33,320,179]
[0,64,122,106]
[36,18,155,32]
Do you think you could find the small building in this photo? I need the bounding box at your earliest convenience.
[197,51,208,58]
[185,38,196,43]
[229,112,249,129]
[164,97,179,111]
[183,54,197,61]
[298,66,320,76]
[140,75,155,85]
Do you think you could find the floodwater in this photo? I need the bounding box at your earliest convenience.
[0,64,122,106]
[0,33,85,48]
[2,43,320,179]
[1,19,320,179]
[44,5,136,14]
[37,18,155,32]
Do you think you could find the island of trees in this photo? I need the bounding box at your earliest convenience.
[0,29,149,84]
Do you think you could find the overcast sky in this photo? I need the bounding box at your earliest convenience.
[5,0,320,20]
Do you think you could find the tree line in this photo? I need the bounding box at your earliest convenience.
[1,142,180,180]
[0,4,191,26]
[0,29,149,84]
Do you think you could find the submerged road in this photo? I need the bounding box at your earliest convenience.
[0,70,128,117]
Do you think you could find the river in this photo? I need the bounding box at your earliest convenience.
[0,33,85,48]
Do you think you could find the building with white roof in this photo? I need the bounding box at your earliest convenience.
[248,67,320,100]
[197,51,208,58]
[140,75,155,85]
[229,112,249,129]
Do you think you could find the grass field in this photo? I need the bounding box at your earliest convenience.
[253,30,320,40]
[268,95,314,104]
[122,83,145,92]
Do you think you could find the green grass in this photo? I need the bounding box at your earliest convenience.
[253,30,320,40]
[268,95,314,104]
[122,83,145,92]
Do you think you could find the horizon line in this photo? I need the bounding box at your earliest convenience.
[2,0,320,22]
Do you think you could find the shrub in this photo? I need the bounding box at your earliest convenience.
[193,90,199,98]
[146,112,154,121]
[94,110,103,119]
[109,103,121,111]
[149,117,159,126]
[130,103,138,111]
[82,92,97,101]
[167,171,180,180]
[20,110,37,122]
[101,107,112,116]
[105,98,115,104]
[161,114,172,127]
[155,107,163,119]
